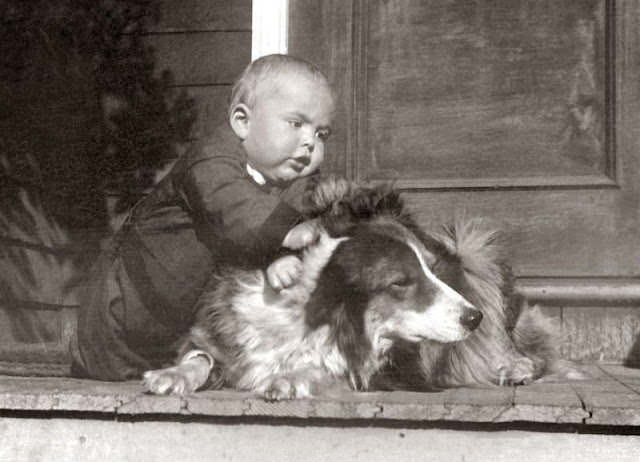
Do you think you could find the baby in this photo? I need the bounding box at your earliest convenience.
[71,54,336,380]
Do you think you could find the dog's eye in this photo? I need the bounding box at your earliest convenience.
[390,278,412,287]
[388,277,415,295]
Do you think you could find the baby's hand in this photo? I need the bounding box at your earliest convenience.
[282,219,320,250]
[267,255,303,291]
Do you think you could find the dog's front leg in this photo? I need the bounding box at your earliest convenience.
[143,350,214,395]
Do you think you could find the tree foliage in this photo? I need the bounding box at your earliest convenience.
[1,0,196,233]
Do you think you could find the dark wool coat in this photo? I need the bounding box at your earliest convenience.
[71,124,310,380]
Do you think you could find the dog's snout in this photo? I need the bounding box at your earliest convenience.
[460,307,483,331]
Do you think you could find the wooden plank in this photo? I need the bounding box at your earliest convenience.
[599,364,640,381]
[152,0,251,32]
[5,373,640,428]
[145,32,251,85]
[570,366,640,425]
[570,378,633,394]
[372,387,514,422]
[499,383,588,423]
[581,392,640,426]
[599,364,640,393]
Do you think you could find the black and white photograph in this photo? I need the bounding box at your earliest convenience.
[1,0,640,460]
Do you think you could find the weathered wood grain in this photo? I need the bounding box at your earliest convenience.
[364,0,608,185]
[4,371,640,427]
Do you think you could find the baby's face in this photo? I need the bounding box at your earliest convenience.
[242,73,334,184]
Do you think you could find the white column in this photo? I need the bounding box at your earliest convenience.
[252,0,289,60]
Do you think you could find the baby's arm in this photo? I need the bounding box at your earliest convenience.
[266,219,320,290]
[282,219,320,249]
[266,254,303,291]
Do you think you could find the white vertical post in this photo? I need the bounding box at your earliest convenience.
[251,0,289,59]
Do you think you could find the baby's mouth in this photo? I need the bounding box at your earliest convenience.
[290,157,311,172]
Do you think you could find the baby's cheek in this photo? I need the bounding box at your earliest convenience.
[306,149,325,174]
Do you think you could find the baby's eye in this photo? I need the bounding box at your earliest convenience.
[316,129,331,141]
[288,120,303,128]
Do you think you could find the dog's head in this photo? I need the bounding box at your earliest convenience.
[303,179,483,382]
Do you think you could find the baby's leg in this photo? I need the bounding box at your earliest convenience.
[143,350,213,395]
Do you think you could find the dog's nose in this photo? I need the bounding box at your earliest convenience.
[460,307,483,331]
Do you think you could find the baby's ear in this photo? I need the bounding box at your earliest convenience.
[229,104,250,139]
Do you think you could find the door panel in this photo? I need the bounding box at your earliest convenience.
[290,0,640,278]
[365,0,611,186]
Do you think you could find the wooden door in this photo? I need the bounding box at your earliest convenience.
[289,0,640,363]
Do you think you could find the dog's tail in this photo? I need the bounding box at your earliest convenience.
[511,304,589,381]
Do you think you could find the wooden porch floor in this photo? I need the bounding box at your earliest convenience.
[1,364,640,428]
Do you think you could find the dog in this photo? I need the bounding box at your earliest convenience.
[143,178,571,398]
[143,178,489,399]
[371,219,566,390]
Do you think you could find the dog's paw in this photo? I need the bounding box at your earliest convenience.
[497,356,536,386]
[263,377,312,401]
[264,377,297,401]
[143,366,199,395]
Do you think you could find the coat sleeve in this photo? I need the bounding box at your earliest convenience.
[179,156,303,259]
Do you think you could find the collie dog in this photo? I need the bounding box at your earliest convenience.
[143,178,564,399]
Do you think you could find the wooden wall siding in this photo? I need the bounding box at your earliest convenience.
[562,306,640,364]
[363,0,611,188]
[145,0,252,139]
[528,304,640,365]
[518,279,640,364]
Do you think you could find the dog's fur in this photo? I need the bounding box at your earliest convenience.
[373,220,564,390]
[143,178,569,398]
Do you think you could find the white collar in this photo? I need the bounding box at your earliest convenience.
[246,163,266,185]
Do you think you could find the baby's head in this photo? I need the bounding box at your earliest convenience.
[229,54,336,185]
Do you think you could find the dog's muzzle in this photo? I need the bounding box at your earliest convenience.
[460,307,483,331]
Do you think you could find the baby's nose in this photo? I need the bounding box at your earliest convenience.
[301,128,315,152]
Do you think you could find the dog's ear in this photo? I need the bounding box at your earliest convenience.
[304,258,346,330]
[304,178,410,238]
[303,176,358,237]
[333,298,371,390]
[303,175,352,217]
[351,183,405,219]
[304,251,371,387]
